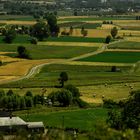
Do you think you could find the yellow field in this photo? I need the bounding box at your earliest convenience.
[60,28,110,38]
[100,24,120,30]
[38,41,103,47]
[79,82,140,103]
[0,20,37,25]
[0,59,62,83]
[125,37,140,42]
[62,60,132,67]
[2,82,140,104]
[119,30,140,36]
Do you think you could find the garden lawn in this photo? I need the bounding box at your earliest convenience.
[78,51,140,63]
[20,108,107,131]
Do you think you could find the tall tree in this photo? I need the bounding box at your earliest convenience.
[59,72,68,88]
[45,14,60,36]
[111,27,118,38]
[3,28,16,43]
[30,21,50,41]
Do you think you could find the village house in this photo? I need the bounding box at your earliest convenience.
[0,116,45,134]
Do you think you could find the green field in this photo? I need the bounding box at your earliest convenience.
[78,51,140,63]
[20,108,107,131]
[2,64,140,88]
[0,35,106,44]
[0,35,31,44]
[108,41,140,50]
[0,15,35,21]
[0,44,98,59]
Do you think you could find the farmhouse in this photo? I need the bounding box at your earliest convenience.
[0,116,45,134]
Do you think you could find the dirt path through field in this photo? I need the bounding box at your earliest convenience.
[0,40,128,84]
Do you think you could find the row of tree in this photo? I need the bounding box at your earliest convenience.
[0,90,44,111]
[0,14,60,43]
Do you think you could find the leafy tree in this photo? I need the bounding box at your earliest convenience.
[69,26,73,35]
[24,96,33,108]
[20,97,26,110]
[64,84,80,98]
[57,89,73,107]
[17,46,30,59]
[30,37,38,44]
[45,14,60,36]
[59,72,68,87]
[111,66,117,72]
[3,28,16,43]
[0,60,2,66]
[30,21,50,41]
[107,90,140,130]
[25,91,33,97]
[111,27,118,39]
[105,35,111,44]
[7,90,14,96]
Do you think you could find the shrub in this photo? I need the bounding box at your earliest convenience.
[64,84,80,98]
[74,98,89,108]
[111,66,117,72]
[57,89,73,107]
[105,35,111,44]
[103,99,118,108]
[17,46,30,59]
[0,61,2,66]
[30,37,38,44]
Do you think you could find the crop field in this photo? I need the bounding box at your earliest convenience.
[20,108,107,131]
[46,36,107,43]
[58,16,136,22]
[108,41,140,50]
[1,15,140,132]
[2,64,140,90]
[60,28,111,38]
[79,51,140,63]
[0,35,31,44]
[59,22,101,29]
[0,45,98,59]
[38,41,103,47]
[0,15,35,21]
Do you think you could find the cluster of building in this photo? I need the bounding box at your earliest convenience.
[0,112,45,134]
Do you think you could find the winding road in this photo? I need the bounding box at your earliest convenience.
[0,40,122,84]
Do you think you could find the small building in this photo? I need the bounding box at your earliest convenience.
[27,122,44,133]
[0,117,45,134]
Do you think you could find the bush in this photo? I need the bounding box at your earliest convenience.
[64,84,80,98]
[74,98,89,108]
[30,38,38,44]
[103,99,118,108]
[17,46,30,59]
[111,66,117,72]
[57,89,73,107]
[105,35,111,44]
[0,61,2,66]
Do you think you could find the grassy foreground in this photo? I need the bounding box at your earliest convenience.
[20,108,107,131]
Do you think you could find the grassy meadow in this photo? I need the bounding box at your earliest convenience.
[78,51,140,63]
[1,15,140,132]
[19,108,107,131]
